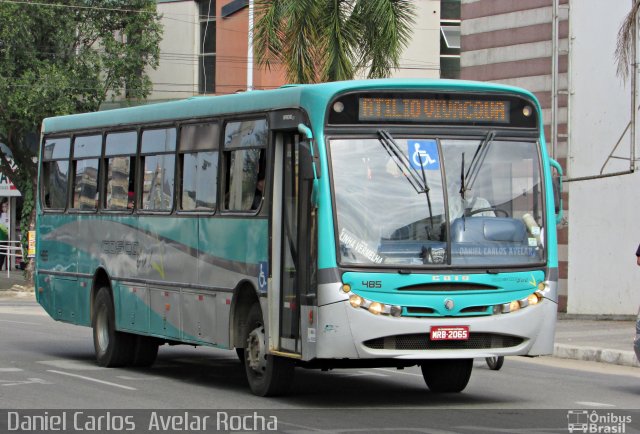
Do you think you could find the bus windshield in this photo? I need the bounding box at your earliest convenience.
[330,136,545,267]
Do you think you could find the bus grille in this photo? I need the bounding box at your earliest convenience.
[363,333,524,351]
[397,283,498,291]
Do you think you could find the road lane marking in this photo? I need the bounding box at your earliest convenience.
[0,368,23,372]
[47,370,137,391]
[38,360,104,371]
[575,401,615,407]
[0,378,52,387]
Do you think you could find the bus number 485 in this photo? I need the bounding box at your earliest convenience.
[362,281,382,289]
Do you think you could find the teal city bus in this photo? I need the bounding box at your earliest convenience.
[35,79,562,396]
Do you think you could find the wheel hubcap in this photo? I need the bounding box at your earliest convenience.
[246,325,267,374]
[96,308,109,353]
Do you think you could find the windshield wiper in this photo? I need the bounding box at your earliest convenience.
[377,130,426,194]
[377,129,435,235]
[460,130,495,199]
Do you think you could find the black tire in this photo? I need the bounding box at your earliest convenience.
[92,287,136,367]
[485,356,504,371]
[420,359,473,393]
[243,303,294,396]
[131,336,160,367]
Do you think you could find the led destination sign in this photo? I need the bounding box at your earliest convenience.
[327,92,538,128]
[359,97,510,124]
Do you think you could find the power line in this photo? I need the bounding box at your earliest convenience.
[0,0,155,15]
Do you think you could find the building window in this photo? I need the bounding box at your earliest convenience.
[199,0,216,94]
[440,0,460,79]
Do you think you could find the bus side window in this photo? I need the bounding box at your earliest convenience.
[140,127,176,212]
[104,131,137,211]
[223,119,267,212]
[41,137,71,210]
[179,123,219,211]
[71,134,102,211]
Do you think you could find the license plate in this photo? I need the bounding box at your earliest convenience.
[430,326,469,341]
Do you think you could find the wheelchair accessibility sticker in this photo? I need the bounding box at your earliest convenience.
[258,261,268,292]
[409,140,439,170]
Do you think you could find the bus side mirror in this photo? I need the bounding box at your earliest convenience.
[549,159,563,225]
[300,142,315,180]
[298,123,320,180]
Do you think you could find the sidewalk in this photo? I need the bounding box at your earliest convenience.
[0,274,638,368]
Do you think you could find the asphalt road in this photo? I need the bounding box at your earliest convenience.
[1,296,639,433]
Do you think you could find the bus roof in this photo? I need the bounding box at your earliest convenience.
[42,79,539,134]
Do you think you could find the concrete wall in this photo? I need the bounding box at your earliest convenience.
[567,0,638,314]
[147,1,198,101]
[393,0,441,79]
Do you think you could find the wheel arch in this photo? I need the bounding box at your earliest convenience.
[229,279,261,349]
[90,267,112,321]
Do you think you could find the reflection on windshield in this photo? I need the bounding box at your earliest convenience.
[330,137,545,267]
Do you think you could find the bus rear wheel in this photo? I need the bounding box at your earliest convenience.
[243,304,294,396]
[131,336,159,367]
[420,359,473,393]
[92,287,135,367]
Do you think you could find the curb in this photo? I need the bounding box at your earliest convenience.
[554,343,640,368]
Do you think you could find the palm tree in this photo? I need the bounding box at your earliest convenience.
[615,0,640,81]
[254,0,415,84]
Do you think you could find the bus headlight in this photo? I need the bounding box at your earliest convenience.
[496,291,544,315]
[527,293,541,305]
[368,302,383,315]
[348,294,402,317]
[502,300,520,313]
[389,305,402,317]
[349,295,364,308]
[537,281,550,293]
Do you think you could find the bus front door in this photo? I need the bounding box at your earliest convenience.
[273,131,315,355]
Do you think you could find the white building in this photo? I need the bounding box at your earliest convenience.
[461,0,638,315]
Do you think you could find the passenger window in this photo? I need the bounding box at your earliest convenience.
[105,131,137,211]
[141,128,176,211]
[71,135,102,211]
[223,120,267,212]
[180,123,219,211]
[42,137,71,209]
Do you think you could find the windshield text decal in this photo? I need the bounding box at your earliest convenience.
[340,228,383,264]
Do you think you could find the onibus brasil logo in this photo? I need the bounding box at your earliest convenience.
[567,410,632,433]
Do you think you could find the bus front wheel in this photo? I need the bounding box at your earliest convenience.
[243,303,294,396]
[92,287,135,367]
[420,359,473,393]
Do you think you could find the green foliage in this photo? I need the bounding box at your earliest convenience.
[0,0,162,268]
[254,0,415,83]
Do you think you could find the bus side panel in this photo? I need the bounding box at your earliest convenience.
[198,218,268,347]
[51,276,78,324]
[75,276,92,326]
[149,288,182,340]
[116,283,150,335]
[35,272,54,319]
[182,290,218,344]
